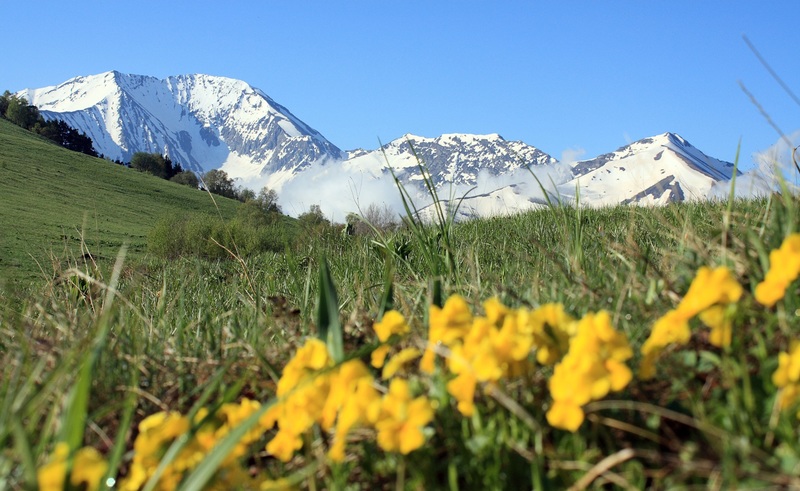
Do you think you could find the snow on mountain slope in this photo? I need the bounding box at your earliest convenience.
[344,133,556,187]
[558,133,739,206]
[18,71,344,184]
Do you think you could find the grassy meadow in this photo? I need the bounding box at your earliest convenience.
[2,114,800,489]
[0,117,241,293]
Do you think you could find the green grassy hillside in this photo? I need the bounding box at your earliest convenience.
[0,118,241,292]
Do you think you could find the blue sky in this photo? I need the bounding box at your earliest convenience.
[2,1,798,169]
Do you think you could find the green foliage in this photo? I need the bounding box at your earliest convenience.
[201,169,236,199]
[0,91,97,156]
[147,206,293,260]
[3,93,38,129]
[170,170,200,188]
[254,186,281,214]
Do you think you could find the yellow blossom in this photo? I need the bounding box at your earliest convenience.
[641,310,691,356]
[263,338,334,462]
[374,379,434,454]
[371,345,391,368]
[266,429,304,462]
[121,411,192,491]
[699,305,732,348]
[38,443,108,491]
[546,400,585,432]
[520,303,575,365]
[446,370,478,417]
[373,310,410,342]
[677,266,743,317]
[755,234,800,307]
[640,266,741,379]
[773,342,800,388]
[328,377,381,462]
[382,347,422,379]
[421,295,473,373]
[546,311,632,432]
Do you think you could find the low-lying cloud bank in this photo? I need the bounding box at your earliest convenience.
[253,134,800,223]
[710,130,800,199]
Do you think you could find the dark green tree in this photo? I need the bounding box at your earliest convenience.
[0,90,11,117]
[202,169,236,199]
[255,186,282,214]
[5,94,39,129]
[298,204,330,228]
[131,152,168,178]
[170,170,200,188]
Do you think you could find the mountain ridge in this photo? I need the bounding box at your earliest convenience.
[17,71,740,218]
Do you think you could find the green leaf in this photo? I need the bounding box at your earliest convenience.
[317,257,344,362]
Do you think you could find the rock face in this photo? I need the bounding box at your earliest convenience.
[344,133,556,187]
[20,72,739,218]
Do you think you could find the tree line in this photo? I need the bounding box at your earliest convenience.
[0,91,97,157]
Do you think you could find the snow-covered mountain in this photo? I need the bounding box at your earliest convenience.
[558,132,739,206]
[17,71,740,219]
[344,133,556,187]
[415,132,739,220]
[17,71,344,185]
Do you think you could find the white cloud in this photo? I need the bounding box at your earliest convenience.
[710,129,800,199]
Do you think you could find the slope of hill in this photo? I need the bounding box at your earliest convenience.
[0,118,241,292]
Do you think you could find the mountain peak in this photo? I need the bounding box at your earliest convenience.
[20,72,344,180]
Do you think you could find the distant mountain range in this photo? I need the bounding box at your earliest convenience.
[18,71,742,218]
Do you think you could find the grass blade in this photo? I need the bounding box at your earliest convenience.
[317,257,344,362]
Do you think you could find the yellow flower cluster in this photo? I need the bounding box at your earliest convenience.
[121,400,264,491]
[546,311,633,432]
[417,296,631,432]
[755,234,800,307]
[38,443,108,491]
[773,342,800,415]
[639,266,743,379]
[262,336,433,463]
[418,295,585,420]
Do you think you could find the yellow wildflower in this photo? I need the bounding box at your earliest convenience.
[371,345,391,369]
[263,338,334,462]
[755,234,800,307]
[699,305,732,348]
[321,359,373,430]
[676,266,743,317]
[382,347,422,379]
[640,266,741,379]
[266,429,304,463]
[374,379,434,454]
[446,370,478,417]
[641,310,691,356]
[121,411,192,491]
[38,443,108,491]
[421,295,473,373]
[546,400,585,432]
[774,342,800,413]
[546,311,632,432]
[371,310,410,368]
[520,303,575,365]
[373,310,410,342]
[328,377,381,462]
